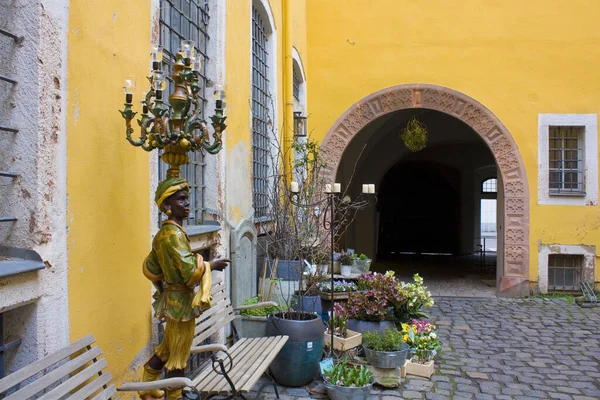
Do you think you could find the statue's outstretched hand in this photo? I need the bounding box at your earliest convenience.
[209,258,231,272]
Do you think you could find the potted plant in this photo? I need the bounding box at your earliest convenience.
[323,358,374,400]
[351,253,372,274]
[324,303,362,351]
[402,319,442,361]
[402,320,440,378]
[339,251,354,277]
[342,271,405,333]
[292,267,327,314]
[317,279,358,301]
[258,135,330,387]
[311,248,330,275]
[362,328,410,369]
[233,296,281,338]
[396,273,435,322]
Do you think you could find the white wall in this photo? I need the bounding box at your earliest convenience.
[0,0,69,374]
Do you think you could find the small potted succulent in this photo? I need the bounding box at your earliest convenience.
[323,357,374,400]
[362,328,410,369]
[339,251,354,277]
[351,253,372,274]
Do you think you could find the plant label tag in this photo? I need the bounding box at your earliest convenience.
[307,341,313,351]
[320,358,333,375]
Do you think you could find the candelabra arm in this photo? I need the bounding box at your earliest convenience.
[120,103,145,147]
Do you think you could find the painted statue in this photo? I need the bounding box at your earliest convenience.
[139,177,229,400]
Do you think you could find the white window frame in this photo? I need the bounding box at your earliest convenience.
[538,114,598,205]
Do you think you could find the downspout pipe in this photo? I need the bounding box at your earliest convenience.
[283,0,294,178]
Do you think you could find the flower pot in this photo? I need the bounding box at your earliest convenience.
[268,259,304,280]
[324,380,373,400]
[292,294,322,314]
[347,319,395,334]
[233,315,267,338]
[405,359,434,378]
[363,343,410,369]
[266,312,324,387]
[324,329,362,351]
[318,264,329,274]
[319,291,352,301]
[341,265,352,276]
[351,259,371,274]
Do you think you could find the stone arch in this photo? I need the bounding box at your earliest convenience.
[320,84,530,294]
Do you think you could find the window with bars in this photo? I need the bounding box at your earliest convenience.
[293,67,300,102]
[482,178,497,193]
[252,5,271,219]
[158,0,210,225]
[549,126,584,195]
[548,254,583,291]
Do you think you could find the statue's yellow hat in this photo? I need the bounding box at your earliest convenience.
[155,177,190,208]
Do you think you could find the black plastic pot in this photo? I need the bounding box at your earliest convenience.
[266,312,324,387]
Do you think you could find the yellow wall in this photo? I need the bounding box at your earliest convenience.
[67,0,152,382]
[306,0,600,282]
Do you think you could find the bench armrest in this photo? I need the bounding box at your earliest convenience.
[117,377,193,392]
[234,301,278,312]
[190,343,228,354]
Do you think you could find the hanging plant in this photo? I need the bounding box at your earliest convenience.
[400,115,428,152]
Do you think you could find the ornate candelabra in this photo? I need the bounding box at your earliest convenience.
[290,181,377,359]
[119,41,226,177]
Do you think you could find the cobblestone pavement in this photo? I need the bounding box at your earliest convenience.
[252,297,600,400]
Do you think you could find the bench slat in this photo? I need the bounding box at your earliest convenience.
[3,345,103,400]
[67,370,113,400]
[239,335,289,392]
[193,313,235,346]
[210,337,268,392]
[38,358,108,400]
[90,384,118,400]
[0,334,96,394]
[191,338,250,388]
[196,336,288,394]
[216,336,287,393]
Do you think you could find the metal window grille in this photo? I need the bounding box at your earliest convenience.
[292,67,300,102]
[252,6,270,218]
[158,0,210,225]
[482,178,497,193]
[548,254,583,291]
[549,126,584,194]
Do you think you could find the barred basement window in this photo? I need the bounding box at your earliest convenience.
[252,5,270,218]
[158,0,210,225]
[548,254,583,291]
[549,126,584,195]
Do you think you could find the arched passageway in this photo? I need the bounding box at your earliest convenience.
[320,84,530,295]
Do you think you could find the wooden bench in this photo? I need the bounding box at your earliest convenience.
[0,334,197,400]
[183,278,289,400]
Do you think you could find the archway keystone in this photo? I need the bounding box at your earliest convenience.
[320,84,530,294]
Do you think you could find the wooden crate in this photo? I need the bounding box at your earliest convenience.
[405,359,434,379]
[324,329,362,351]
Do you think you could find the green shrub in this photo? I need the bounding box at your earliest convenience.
[362,328,405,351]
[239,297,281,317]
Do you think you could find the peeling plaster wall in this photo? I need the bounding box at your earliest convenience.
[0,0,69,373]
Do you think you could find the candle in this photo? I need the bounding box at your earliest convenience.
[362,184,369,194]
[333,183,341,193]
[325,184,332,193]
[291,181,299,193]
[369,184,375,194]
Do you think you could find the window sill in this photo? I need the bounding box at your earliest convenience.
[186,221,221,237]
[0,246,45,278]
[549,191,586,197]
